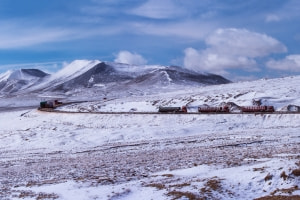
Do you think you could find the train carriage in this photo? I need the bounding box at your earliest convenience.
[198,106,229,113]
[158,106,187,113]
[241,106,274,112]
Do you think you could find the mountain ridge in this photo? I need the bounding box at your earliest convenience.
[0,60,231,95]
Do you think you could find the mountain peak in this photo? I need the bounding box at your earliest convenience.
[0,68,49,94]
[0,69,48,82]
[52,60,101,80]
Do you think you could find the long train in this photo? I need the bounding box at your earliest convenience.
[159,105,276,113]
[40,100,298,114]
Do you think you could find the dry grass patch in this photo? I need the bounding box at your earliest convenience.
[254,195,300,200]
[280,171,288,180]
[108,189,131,200]
[36,192,59,200]
[270,185,299,195]
[264,173,273,182]
[18,190,35,199]
[25,179,64,187]
[292,169,300,176]
[161,174,174,178]
[199,177,234,199]
[253,167,266,172]
[170,182,191,188]
[167,190,201,200]
[17,190,59,200]
[146,183,166,190]
[201,177,223,192]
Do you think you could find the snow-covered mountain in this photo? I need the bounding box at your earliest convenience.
[0,60,231,95]
[126,66,230,86]
[28,60,102,92]
[1,68,300,199]
[0,69,49,94]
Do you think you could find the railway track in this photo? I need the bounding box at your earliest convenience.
[38,107,300,115]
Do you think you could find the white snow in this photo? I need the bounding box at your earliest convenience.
[11,157,300,200]
[13,180,167,200]
[106,62,166,73]
[0,69,40,82]
[0,70,13,82]
[51,60,100,81]
[1,75,300,199]
[28,60,101,91]
[57,75,300,113]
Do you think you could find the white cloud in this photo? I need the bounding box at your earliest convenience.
[114,51,147,65]
[183,48,257,75]
[0,20,125,49]
[265,14,281,22]
[0,26,71,49]
[205,28,287,57]
[183,28,287,74]
[265,0,300,21]
[130,0,186,19]
[266,55,300,72]
[0,19,82,49]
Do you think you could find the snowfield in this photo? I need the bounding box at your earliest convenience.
[0,76,300,199]
[56,76,300,113]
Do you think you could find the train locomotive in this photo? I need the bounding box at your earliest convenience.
[40,100,62,109]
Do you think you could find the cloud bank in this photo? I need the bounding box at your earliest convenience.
[266,55,300,72]
[184,28,287,75]
[0,22,72,49]
[114,51,147,65]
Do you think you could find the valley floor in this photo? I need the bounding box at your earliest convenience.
[0,108,299,200]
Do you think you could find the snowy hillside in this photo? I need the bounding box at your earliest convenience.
[28,60,101,92]
[0,69,48,94]
[57,75,300,113]
[0,73,299,199]
[0,69,47,82]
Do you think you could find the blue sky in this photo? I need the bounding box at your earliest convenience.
[0,0,300,80]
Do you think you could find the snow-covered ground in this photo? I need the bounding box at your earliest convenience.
[57,75,300,113]
[0,76,300,199]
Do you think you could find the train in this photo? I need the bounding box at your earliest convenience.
[159,105,276,113]
[40,100,62,109]
[38,99,296,114]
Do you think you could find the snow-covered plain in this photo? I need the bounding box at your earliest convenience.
[0,76,300,200]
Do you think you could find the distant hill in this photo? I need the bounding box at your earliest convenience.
[0,60,231,95]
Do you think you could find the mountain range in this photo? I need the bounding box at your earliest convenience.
[0,60,231,96]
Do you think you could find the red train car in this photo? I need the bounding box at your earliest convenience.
[241,106,274,112]
[198,106,229,113]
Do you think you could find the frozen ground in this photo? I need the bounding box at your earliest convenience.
[0,76,300,199]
